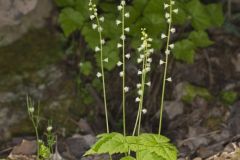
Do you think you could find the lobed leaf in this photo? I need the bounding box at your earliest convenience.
[59,8,85,36]
[172,39,196,63]
[189,30,214,48]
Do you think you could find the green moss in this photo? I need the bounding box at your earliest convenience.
[182,83,212,103]
[220,91,238,105]
[0,29,62,76]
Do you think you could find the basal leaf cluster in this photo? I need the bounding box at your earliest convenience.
[84,132,178,160]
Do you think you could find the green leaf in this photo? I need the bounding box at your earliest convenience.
[82,24,99,49]
[120,156,136,160]
[206,3,224,27]
[85,132,128,156]
[75,0,89,19]
[102,14,121,39]
[143,0,164,15]
[127,134,177,160]
[59,8,85,36]
[189,30,214,48]
[132,0,148,11]
[186,0,212,30]
[54,0,74,7]
[95,40,119,71]
[39,142,51,159]
[172,2,189,25]
[138,150,163,160]
[139,134,177,160]
[99,2,118,13]
[80,61,93,76]
[172,39,196,63]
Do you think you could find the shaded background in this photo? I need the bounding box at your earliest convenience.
[0,0,240,159]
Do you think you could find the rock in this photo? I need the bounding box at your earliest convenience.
[60,136,92,159]
[231,53,240,72]
[0,0,53,46]
[8,140,37,160]
[164,101,184,120]
[228,101,240,135]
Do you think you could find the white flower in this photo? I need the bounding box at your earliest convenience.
[89,7,93,11]
[124,87,129,92]
[142,108,147,114]
[147,58,152,63]
[137,58,142,63]
[90,15,95,20]
[117,61,123,66]
[169,44,174,49]
[149,48,154,53]
[137,83,141,88]
[138,90,143,95]
[99,16,104,22]
[140,54,144,59]
[137,70,142,75]
[159,60,165,65]
[125,27,130,32]
[138,46,143,52]
[117,43,123,48]
[145,67,151,72]
[95,46,100,52]
[171,1,175,5]
[29,107,34,113]
[164,3,169,9]
[121,0,126,6]
[47,126,53,132]
[103,58,108,63]
[165,49,170,55]
[125,12,130,18]
[120,35,126,40]
[167,18,171,23]
[165,13,170,18]
[92,23,97,29]
[125,53,131,59]
[96,72,102,78]
[170,28,176,33]
[98,27,103,32]
[166,77,172,82]
[101,39,105,44]
[161,34,167,39]
[173,8,179,14]
[116,20,122,25]
[146,81,151,86]
[148,38,153,42]
[119,71,124,77]
[135,97,140,102]
[117,5,123,11]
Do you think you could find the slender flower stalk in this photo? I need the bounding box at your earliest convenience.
[26,96,40,160]
[158,0,177,135]
[117,0,129,136]
[132,29,153,136]
[89,0,109,133]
